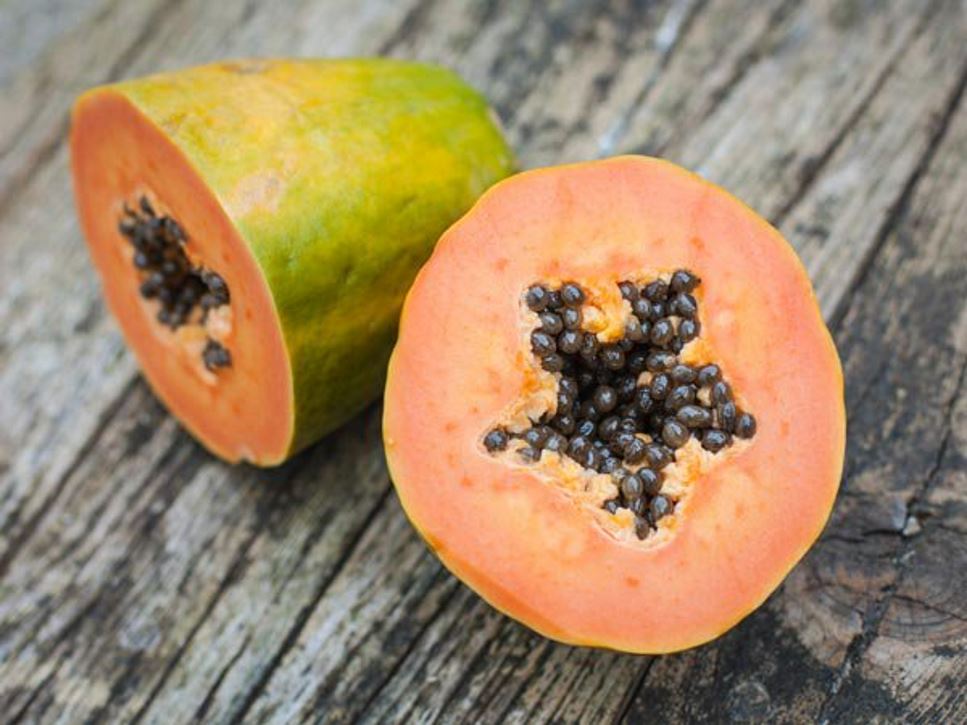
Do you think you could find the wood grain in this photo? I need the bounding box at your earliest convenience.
[0,0,964,722]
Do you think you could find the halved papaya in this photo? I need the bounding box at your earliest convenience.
[70,58,513,465]
[383,156,845,653]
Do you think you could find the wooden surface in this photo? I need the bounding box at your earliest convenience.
[1,0,965,722]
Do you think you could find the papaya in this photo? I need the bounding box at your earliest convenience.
[70,58,514,465]
[383,156,846,653]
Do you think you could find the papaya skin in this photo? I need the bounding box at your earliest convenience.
[383,156,846,653]
[71,58,514,464]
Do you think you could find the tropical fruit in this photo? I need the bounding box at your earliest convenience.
[383,156,845,653]
[71,58,513,464]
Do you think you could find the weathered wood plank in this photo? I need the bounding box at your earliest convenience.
[0,0,170,215]
[0,0,964,722]
[0,0,110,88]
[814,89,967,725]
[0,393,394,722]
[225,497,460,724]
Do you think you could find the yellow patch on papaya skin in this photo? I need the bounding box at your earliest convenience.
[222,59,272,75]
[225,170,287,218]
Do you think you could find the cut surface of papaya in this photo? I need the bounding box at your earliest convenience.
[70,58,514,464]
[383,156,845,653]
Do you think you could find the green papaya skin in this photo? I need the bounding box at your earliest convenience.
[72,59,514,463]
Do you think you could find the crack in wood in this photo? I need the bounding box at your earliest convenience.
[349,582,465,725]
[517,645,587,724]
[0,440,209,722]
[376,0,439,55]
[421,601,516,723]
[615,657,656,724]
[300,566,458,723]
[231,484,395,723]
[191,631,252,722]
[1,0,128,163]
[816,356,966,723]
[0,0,188,220]
[0,427,198,681]
[829,58,967,333]
[0,376,139,580]
[932,522,967,537]
[129,518,266,725]
[769,0,942,229]
[126,480,274,712]
[7,664,61,725]
[642,0,801,158]
[596,0,709,157]
[483,635,557,723]
[890,594,967,626]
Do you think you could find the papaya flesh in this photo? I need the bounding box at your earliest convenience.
[383,156,846,653]
[70,58,514,465]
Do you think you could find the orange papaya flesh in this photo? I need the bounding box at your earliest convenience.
[70,59,514,465]
[383,156,845,653]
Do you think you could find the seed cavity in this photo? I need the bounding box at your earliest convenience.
[485,271,757,540]
[119,196,232,372]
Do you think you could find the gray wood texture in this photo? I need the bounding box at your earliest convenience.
[1,0,965,722]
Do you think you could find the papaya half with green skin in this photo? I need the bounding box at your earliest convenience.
[383,156,846,653]
[70,58,514,465]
